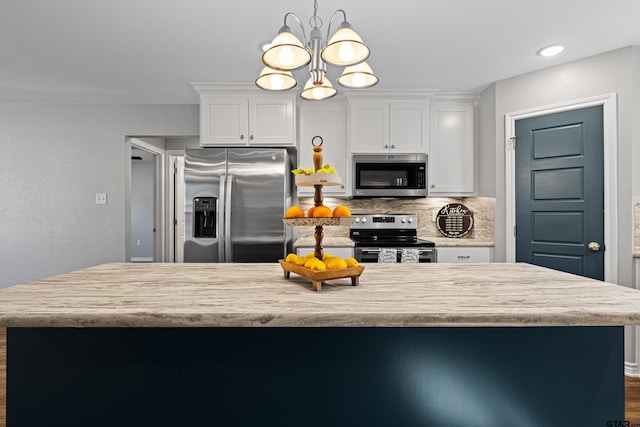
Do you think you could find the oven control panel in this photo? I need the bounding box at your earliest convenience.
[350,213,417,229]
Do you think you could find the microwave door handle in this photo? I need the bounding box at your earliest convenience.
[224,174,233,262]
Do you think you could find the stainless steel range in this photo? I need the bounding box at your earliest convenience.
[350,213,437,263]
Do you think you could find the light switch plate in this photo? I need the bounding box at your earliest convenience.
[95,193,107,205]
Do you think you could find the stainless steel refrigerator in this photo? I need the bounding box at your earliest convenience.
[184,148,295,262]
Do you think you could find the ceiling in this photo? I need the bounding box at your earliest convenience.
[2,0,639,104]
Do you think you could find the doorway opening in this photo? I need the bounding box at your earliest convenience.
[131,146,157,262]
[124,136,198,263]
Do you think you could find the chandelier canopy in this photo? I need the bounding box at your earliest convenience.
[255,0,378,100]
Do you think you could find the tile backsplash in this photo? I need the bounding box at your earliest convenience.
[296,196,495,242]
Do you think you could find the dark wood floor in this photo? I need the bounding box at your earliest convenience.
[628,375,640,425]
[0,327,638,426]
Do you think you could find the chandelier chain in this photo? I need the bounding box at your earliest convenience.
[309,0,323,30]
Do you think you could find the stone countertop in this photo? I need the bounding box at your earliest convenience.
[292,237,493,248]
[1,262,640,328]
[423,237,494,247]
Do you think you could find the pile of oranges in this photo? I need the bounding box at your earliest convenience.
[285,204,351,218]
[285,252,359,271]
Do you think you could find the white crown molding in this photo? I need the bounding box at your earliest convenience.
[342,88,439,101]
[191,84,481,104]
[431,91,480,104]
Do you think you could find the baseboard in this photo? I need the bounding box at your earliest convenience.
[625,362,640,377]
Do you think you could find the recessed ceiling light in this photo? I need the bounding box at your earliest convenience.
[537,44,568,57]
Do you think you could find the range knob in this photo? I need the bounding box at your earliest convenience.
[401,217,407,223]
[361,217,367,223]
[407,218,414,223]
[354,217,361,224]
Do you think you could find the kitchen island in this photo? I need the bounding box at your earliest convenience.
[2,262,640,426]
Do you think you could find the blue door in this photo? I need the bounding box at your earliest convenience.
[515,106,604,280]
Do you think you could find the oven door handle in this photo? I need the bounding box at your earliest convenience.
[361,249,381,255]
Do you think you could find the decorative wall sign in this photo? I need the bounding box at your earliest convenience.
[436,203,474,238]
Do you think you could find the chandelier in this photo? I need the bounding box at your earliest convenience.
[255,0,378,101]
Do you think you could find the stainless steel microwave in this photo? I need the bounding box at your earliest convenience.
[352,154,428,198]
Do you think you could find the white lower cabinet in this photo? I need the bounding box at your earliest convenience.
[437,247,492,263]
[296,247,355,260]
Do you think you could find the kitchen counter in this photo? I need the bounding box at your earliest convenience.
[1,262,639,328]
[293,236,354,248]
[423,236,494,247]
[3,262,637,425]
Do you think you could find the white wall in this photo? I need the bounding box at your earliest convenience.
[476,83,496,198]
[0,104,198,288]
[131,159,155,260]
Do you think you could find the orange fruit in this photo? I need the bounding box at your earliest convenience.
[325,257,347,270]
[285,206,304,218]
[307,206,316,218]
[333,205,351,217]
[345,258,359,268]
[285,253,298,263]
[312,205,333,218]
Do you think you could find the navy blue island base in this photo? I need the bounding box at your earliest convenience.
[7,326,623,426]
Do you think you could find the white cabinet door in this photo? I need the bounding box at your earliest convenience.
[200,95,295,146]
[200,96,248,146]
[249,96,295,145]
[429,103,475,195]
[349,102,389,153]
[390,102,429,153]
[437,247,492,263]
[297,103,347,196]
[350,101,428,154]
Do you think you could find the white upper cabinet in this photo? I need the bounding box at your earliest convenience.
[350,101,428,153]
[196,87,295,146]
[297,102,347,196]
[428,103,476,195]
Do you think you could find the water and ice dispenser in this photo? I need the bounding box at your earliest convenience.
[193,197,216,238]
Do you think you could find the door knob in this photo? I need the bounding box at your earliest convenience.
[587,242,601,252]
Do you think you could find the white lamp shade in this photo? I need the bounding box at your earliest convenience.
[300,75,337,101]
[256,67,297,91]
[321,27,369,67]
[262,31,311,71]
[337,62,379,88]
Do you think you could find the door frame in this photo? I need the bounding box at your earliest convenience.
[126,138,166,262]
[504,93,618,285]
[167,152,185,263]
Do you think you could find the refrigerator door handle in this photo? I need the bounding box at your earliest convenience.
[224,174,233,262]
[218,174,227,261]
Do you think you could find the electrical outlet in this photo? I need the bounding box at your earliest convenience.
[95,193,107,205]
[136,240,141,246]
[432,210,438,222]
